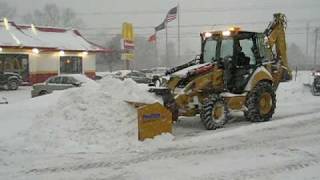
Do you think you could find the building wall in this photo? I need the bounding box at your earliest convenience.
[83,53,96,79]
[30,51,97,84]
[29,52,59,83]
[0,48,96,84]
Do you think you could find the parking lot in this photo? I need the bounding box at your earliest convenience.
[0,86,32,104]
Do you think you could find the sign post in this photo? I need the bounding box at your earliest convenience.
[121,22,135,70]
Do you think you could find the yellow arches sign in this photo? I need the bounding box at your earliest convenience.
[121,22,135,61]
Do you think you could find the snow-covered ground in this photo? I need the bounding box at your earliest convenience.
[0,86,32,104]
[0,71,320,180]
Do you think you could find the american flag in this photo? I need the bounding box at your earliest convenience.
[166,6,178,22]
[148,33,156,43]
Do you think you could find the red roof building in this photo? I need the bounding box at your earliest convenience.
[0,20,111,84]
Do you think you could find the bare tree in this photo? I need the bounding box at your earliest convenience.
[96,34,159,71]
[61,8,83,28]
[134,36,157,69]
[22,3,83,28]
[96,34,122,72]
[0,1,16,18]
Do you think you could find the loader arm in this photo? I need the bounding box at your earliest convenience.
[264,13,292,83]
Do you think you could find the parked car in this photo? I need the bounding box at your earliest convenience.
[95,71,115,80]
[0,71,22,90]
[31,74,87,97]
[150,67,169,87]
[151,67,168,77]
[113,70,152,84]
[312,70,320,96]
[140,69,153,79]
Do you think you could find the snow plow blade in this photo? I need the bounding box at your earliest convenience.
[127,101,172,141]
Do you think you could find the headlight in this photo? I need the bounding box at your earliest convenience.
[222,30,231,36]
[204,32,212,38]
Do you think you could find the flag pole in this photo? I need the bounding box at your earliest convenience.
[165,20,169,67]
[155,31,160,66]
[177,3,181,63]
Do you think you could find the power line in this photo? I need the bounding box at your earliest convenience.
[314,28,319,65]
[78,18,320,31]
[84,32,308,40]
[76,6,320,16]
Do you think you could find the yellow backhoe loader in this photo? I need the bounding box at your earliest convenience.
[136,13,291,140]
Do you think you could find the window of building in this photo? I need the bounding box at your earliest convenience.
[0,54,29,81]
[60,56,82,74]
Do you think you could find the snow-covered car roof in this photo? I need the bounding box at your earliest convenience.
[61,74,96,84]
[113,70,142,77]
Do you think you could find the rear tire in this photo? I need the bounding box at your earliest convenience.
[245,81,276,122]
[8,80,18,90]
[39,90,48,96]
[200,95,228,130]
[312,83,320,96]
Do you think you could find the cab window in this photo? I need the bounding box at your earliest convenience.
[220,39,233,58]
[239,38,256,65]
[203,39,217,63]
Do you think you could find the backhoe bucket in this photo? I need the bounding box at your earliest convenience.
[136,102,172,141]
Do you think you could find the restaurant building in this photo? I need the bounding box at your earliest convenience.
[0,19,110,84]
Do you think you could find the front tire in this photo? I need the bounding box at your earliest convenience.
[201,95,228,130]
[245,81,276,122]
[8,80,18,90]
[39,90,48,96]
[312,82,320,96]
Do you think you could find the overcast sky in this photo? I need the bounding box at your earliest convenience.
[6,0,320,56]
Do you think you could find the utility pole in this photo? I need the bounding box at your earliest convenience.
[314,27,319,66]
[306,22,310,56]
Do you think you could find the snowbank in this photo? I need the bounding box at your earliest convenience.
[2,71,316,155]
[4,77,163,154]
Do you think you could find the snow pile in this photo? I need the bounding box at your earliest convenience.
[99,77,159,103]
[277,71,313,103]
[14,77,161,153]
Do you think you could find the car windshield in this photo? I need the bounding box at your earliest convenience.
[61,76,77,84]
[47,77,61,84]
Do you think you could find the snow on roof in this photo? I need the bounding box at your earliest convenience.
[0,21,111,53]
[0,21,38,47]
